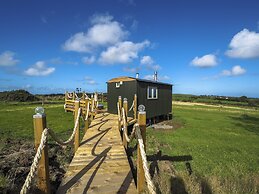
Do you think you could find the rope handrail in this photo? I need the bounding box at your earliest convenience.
[66,92,74,99]
[20,128,48,194]
[20,108,82,194]
[122,107,135,143]
[48,107,81,145]
[128,100,134,112]
[84,101,90,121]
[135,125,156,194]
[84,93,90,99]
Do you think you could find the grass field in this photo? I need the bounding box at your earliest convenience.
[0,101,259,193]
[147,102,259,193]
[0,102,75,141]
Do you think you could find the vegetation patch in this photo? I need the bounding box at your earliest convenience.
[0,138,73,193]
[0,90,39,102]
[151,118,184,132]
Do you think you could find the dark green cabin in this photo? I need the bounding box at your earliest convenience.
[107,76,172,119]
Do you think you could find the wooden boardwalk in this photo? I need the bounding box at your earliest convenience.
[58,113,136,194]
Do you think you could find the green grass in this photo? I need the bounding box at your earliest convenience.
[147,103,259,193]
[1,101,259,193]
[0,102,77,141]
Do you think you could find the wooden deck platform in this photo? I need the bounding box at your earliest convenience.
[57,113,136,194]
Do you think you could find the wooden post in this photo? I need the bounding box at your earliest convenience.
[90,97,94,121]
[64,92,67,112]
[118,96,122,132]
[118,96,122,110]
[134,94,137,120]
[123,98,128,148]
[137,111,146,193]
[33,111,50,194]
[117,102,121,131]
[84,99,89,133]
[74,100,80,153]
[123,98,128,120]
[72,92,75,101]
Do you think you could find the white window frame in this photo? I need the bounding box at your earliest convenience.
[116,82,120,88]
[147,86,158,99]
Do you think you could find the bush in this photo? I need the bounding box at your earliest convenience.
[0,90,39,102]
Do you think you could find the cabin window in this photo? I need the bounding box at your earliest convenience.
[116,82,120,88]
[147,86,158,99]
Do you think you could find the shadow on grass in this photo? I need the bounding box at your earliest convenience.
[147,150,193,178]
[147,150,213,194]
[170,176,188,194]
[147,150,193,194]
[230,114,259,135]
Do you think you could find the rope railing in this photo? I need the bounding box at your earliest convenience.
[135,124,156,194]
[20,128,48,194]
[117,95,156,194]
[21,91,100,194]
[20,107,82,194]
[84,101,90,121]
[48,107,81,146]
[128,100,134,112]
[66,92,74,99]
[121,107,135,143]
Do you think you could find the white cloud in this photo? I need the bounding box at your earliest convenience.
[141,55,154,65]
[0,51,19,67]
[144,74,170,81]
[41,16,47,24]
[221,65,246,76]
[131,20,138,31]
[48,58,78,65]
[63,14,128,53]
[191,54,218,68]
[24,61,55,76]
[144,75,154,80]
[99,40,150,64]
[82,56,95,64]
[225,29,259,58]
[84,76,97,85]
[123,66,139,73]
[140,55,161,70]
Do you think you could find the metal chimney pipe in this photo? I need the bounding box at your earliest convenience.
[154,71,158,82]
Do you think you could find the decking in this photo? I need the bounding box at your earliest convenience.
[57,113,136,194]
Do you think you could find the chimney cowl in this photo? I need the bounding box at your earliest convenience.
[154,71,158,82]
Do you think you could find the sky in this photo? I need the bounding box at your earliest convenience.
[0,0,259,97]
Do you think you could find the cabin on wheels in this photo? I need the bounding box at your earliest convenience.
[107,75,172,120]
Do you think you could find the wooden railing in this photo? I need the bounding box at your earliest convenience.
[20,92,98,194]
[117,95,156,194]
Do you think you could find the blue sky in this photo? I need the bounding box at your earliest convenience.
[0,0,259,97]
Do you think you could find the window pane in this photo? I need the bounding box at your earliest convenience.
[148,88,152,98]
[153,88,157,98]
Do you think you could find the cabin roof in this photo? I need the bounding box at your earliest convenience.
[107,76,172,86]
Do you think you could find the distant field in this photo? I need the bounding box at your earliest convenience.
[173,93,259,108]
[147,101,259,193]
[1,101,259,193]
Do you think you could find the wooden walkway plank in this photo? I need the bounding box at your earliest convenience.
[58,113,136,194]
